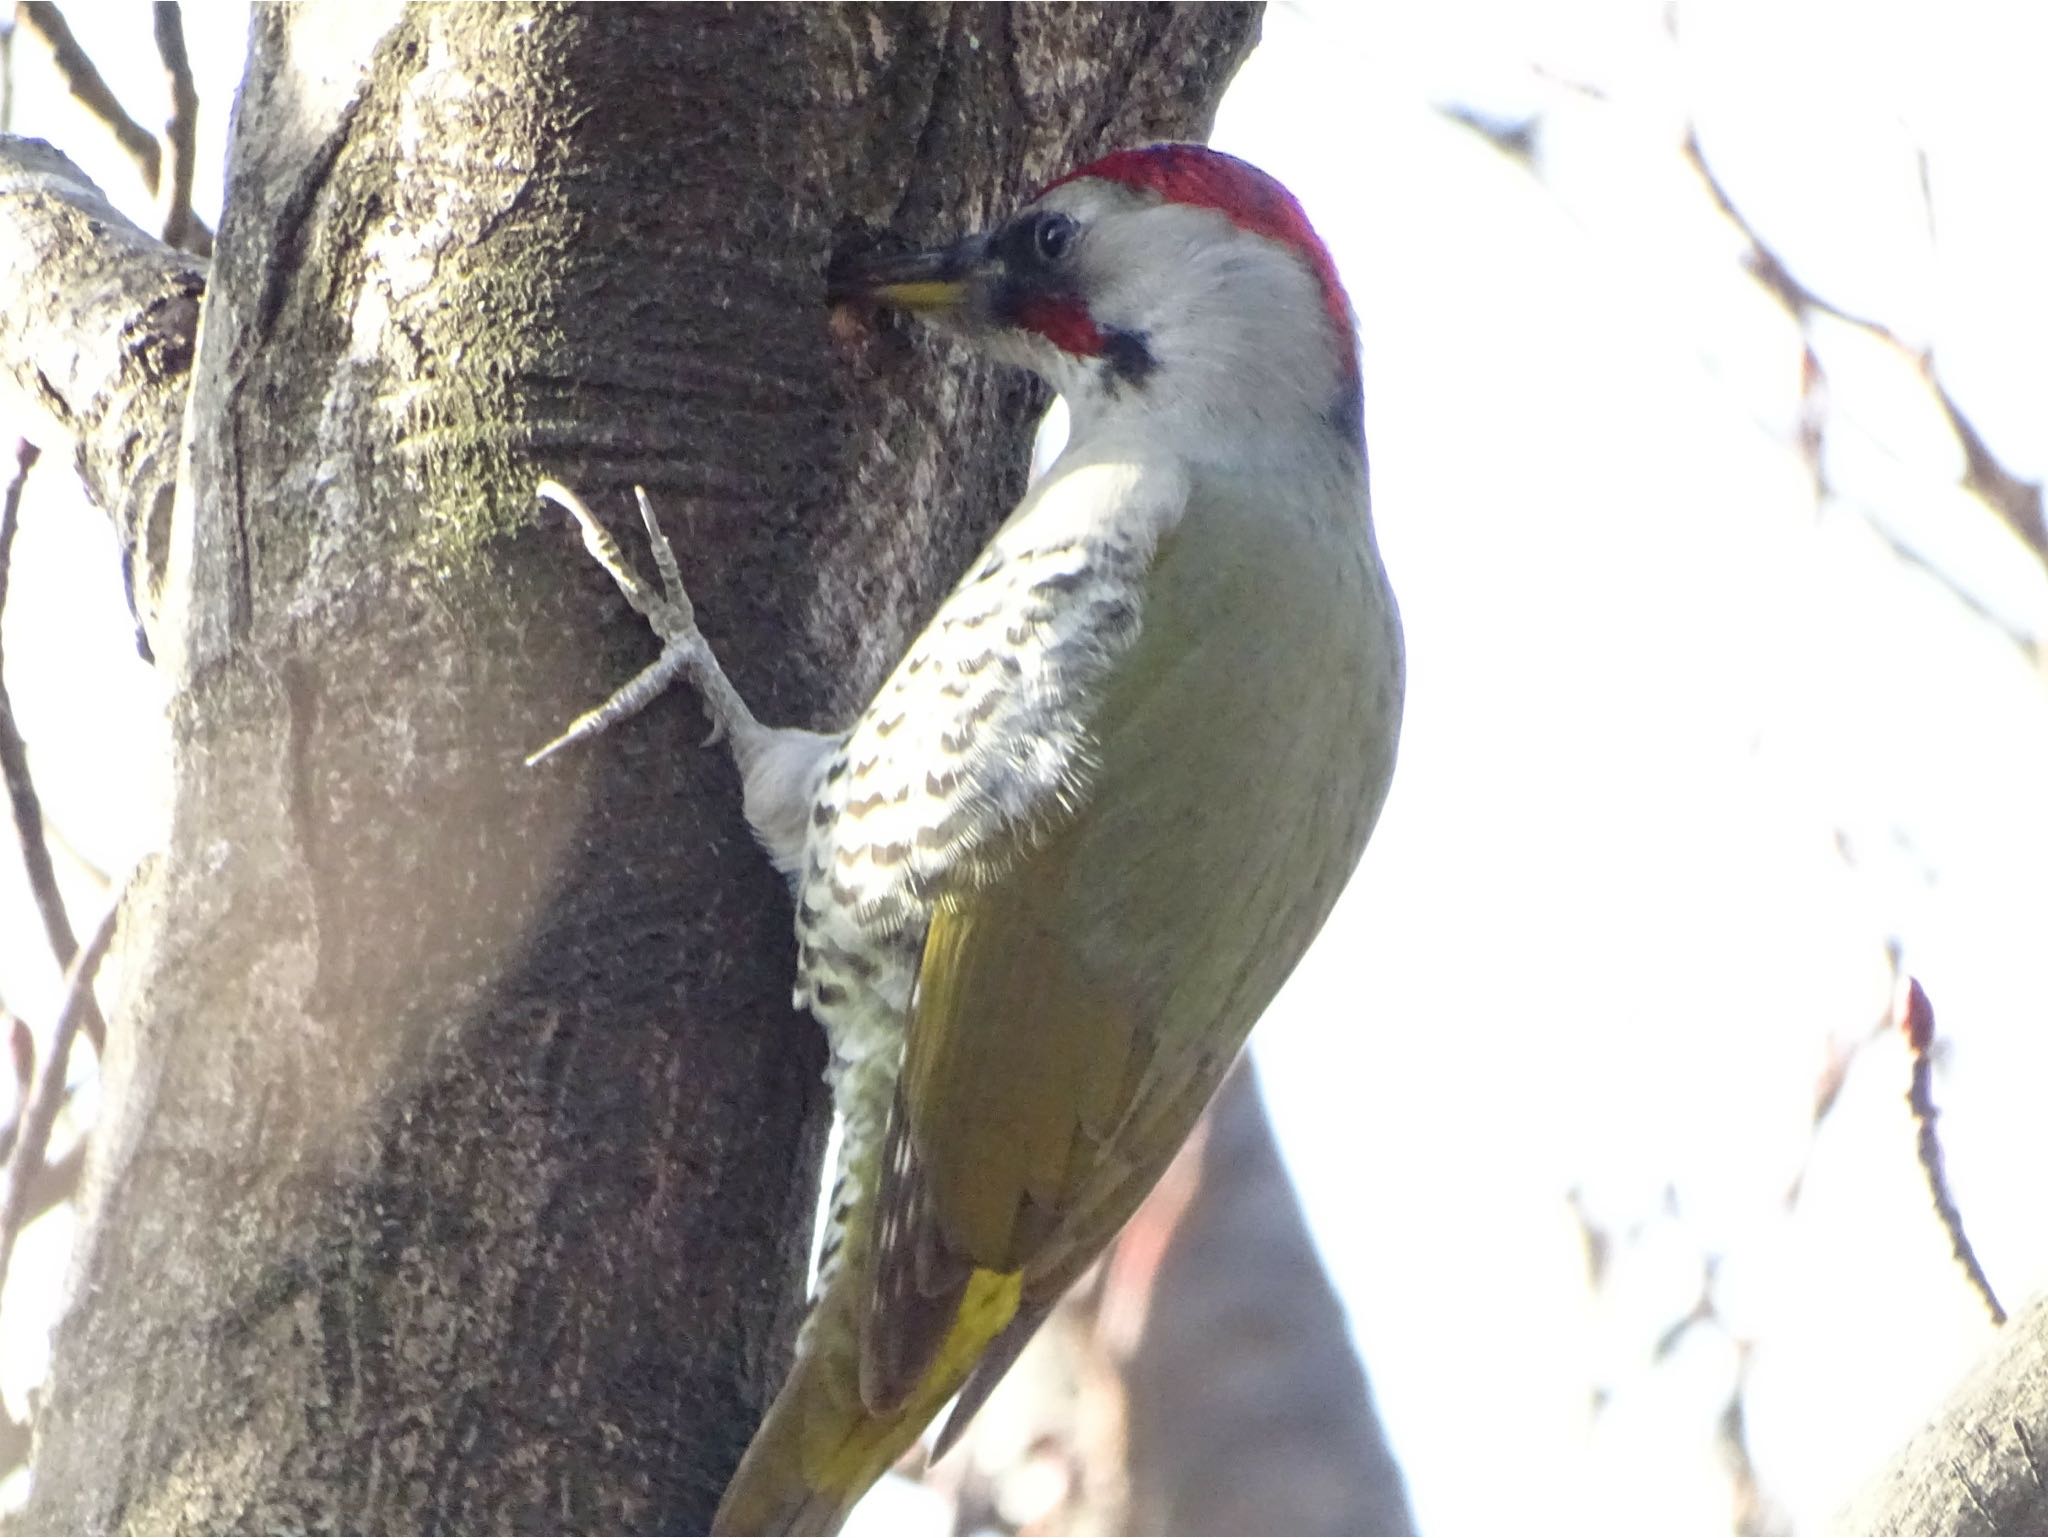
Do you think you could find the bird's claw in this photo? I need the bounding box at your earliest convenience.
[529,478,764,767]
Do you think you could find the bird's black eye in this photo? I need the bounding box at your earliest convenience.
[1032,212,1078,266]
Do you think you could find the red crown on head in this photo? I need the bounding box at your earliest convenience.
[1040,144,1356,369]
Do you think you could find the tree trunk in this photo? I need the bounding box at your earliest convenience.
[10,5,1258,1531]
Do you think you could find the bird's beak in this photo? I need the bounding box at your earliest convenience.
[827,232,990,315]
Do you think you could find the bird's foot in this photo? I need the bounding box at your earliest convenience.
[527,480,760,766]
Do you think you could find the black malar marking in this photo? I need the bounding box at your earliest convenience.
[1102,326,1156,388]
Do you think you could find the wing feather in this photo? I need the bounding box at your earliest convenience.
[845,453,1189,1408]
[851,459,1395,1421]
[813,456,1189,931]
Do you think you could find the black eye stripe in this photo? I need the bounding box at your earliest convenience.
[995,211,1079,273]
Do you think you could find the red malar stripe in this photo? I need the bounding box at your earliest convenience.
[1013,294,1105,358]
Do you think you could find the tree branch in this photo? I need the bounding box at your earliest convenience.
[0,438,104,1052]
[1680,130,2048,572]
[0,134,204,653]
[1447,99,2048,599]
[0,874,119,1299]
[13,3,214,256]
[2,1008,91,1223]
[1897,977,2005,1327]
[149,2,207,257]
[0,15,16,135]
[13,3,160,186]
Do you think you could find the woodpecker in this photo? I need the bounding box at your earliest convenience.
[532,143,1403,1535]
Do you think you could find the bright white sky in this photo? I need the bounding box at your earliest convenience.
[1224,2,2048,1532]
[4,3,2047,1533]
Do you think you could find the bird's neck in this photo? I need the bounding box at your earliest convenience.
[1058,395,1367,512]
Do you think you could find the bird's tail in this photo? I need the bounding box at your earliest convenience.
[712,1269,1022,1536]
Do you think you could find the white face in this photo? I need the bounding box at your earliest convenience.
[968,179,1361,457]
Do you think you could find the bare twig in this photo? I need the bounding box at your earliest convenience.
[1898,976,2005,1326]
[1444,95,2048,623]
[14,2,161,187]
[1782,939,1899,1209]
[1932,388,2046,559]
[0,1129,79,1223]
[0,1017,88,1217]
[1,9,17,134]
[35,816,110,891]
[1435,102,1538,167]
[1572,1184,1790,1533]
[6,1012,27,1111]
[1564,1186,1611,1292]
[150,2,208,257]
[14,2,213,254]
[1682,130,2048,570]
[0,441,105,1054]
[1683,129,1904,344]
[0,879,119,1300]
[1852,495,2043,660]
[1716,1363,1783,1538]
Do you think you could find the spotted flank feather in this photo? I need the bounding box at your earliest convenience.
[788,452,1189,1315]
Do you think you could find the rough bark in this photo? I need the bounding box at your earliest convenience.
[1836,1291,2048,1535]
[12,4,1258,1532]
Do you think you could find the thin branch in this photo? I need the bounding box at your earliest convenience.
[0,440,104,1054]
[150,2,208,257]
[0,1016,88,1218]
[32,814,109,892]
[1,10,16,135]
[13,3,212,254]
[1898,976,2005,1326]
[1932,386,2045,559]
[1716,1352,1782,1537]
[10,1133,79,1225]
[1850,492,2042,662]
[14,2,161,188]
[1445,95,2048,623]
[1683,129,1904,344]
[0,1124,79,1222]
[1435,102,1538,167]
[7,1012,27,1100]
[1571,1184,1790,1532]
[1681,129,2048,569]
[0,878,120,1303]
[1781,938,1899,1209]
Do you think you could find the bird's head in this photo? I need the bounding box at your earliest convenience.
[830,144,1362,462]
